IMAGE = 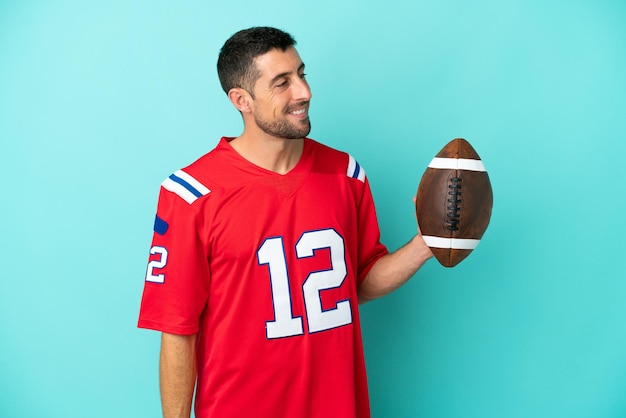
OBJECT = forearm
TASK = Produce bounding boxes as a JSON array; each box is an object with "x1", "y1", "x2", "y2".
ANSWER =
[
  {"x1": 358, "y1": 235, "x2": 432, "y2": 304},
  {"x1": 160, "y1": 332, "x2": 197, "y2": 418}
]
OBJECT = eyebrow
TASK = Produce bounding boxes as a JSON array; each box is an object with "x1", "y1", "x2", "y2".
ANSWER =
[{"x1": 269, "y1": 62, "x2": 306, "y2": 86}]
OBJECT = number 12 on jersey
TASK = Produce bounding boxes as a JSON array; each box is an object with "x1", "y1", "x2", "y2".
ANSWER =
[{"x1": 257, "y1": 229, "x2": 353, "y2": 339}]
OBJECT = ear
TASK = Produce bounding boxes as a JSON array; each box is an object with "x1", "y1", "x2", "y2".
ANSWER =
[{"x1": 228, "y1": 88, "x2": 253, "y2": 113}]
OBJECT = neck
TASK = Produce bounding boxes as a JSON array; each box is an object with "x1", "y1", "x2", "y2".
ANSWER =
[{"x1": 230, "y1": 131, "x2": 304, "y2": 175}]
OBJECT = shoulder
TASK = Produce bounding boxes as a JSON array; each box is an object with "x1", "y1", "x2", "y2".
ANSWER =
[
  {"x1": 157, "y1": 138, "x2": 230, "y2": 205},
  {"x1": 306, "y1": 138, "x2": 367, "y2": 183},
  {"x1": 160, "y1": 168, "x2": 212, "y2": 205}
]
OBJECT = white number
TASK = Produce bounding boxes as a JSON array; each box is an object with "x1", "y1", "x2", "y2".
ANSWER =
[
  {"x1": 298, "y1": 229, "x2": 352, "y2": 333},
  {"x1": 146, "y1": 246, "x2": 168, "y2": 283},
  {"x1": 258, "y1": 229, "x2": 352, "y2": 339},
  {"x1": 258, "y1": 237, "x2": 304, "y2": 338}
]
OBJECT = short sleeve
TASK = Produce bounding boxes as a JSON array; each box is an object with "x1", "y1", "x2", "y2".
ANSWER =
[
  {"x1": 137, "y1": 180, "x2": 211, "y2": 335},
  {"x1": 353, "y1": 168, "x2": 389, "y2": 284}
]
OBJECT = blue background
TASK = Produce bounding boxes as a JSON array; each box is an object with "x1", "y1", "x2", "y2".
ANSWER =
[{"x1": 1, "y1": 1, "x2": 625, "y2": 417}]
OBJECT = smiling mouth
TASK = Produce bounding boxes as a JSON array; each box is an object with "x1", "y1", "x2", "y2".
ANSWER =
[{"x1": 287, "y1": 102, "x2": 309, "y2": 117}]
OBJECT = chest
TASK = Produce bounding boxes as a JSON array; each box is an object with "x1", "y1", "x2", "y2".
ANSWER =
[
  {"x1": 199, "y1": 172, "x2": 361, "y2": 339},
  {"x1": 206, "y1": 173, "x2": 357, "y2": 261}
]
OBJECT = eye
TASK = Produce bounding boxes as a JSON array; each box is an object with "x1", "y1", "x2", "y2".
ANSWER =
[
  {"x1": 276, "y1": 79, "x2": 289, "y2": 88},
  {"x1": 299, "y1": 73, "x2": 307, "y2": 80}
]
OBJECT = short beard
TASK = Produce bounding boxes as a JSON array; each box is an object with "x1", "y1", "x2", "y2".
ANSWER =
[{"x1": 254, "y1": 109, "x2": 311, "y2": 140}]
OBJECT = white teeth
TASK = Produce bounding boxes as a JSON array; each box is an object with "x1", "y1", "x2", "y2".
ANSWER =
[{"x1": 290, "y1": 108, "x2": 306, "y2": 115}]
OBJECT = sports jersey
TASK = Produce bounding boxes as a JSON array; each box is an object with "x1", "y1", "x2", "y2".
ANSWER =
[{"x1": 138, "y1": 137, "x2": 388, "y2": 418}]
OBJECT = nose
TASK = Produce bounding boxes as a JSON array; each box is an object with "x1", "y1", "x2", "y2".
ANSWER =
[{"x1": 293, "y1": 77, "x2": 312, "y2": 102}]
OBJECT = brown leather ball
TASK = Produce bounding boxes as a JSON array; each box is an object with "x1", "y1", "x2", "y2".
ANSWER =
[{"x1": 415, "y1": 138, "x2": 493, "y2": 267}]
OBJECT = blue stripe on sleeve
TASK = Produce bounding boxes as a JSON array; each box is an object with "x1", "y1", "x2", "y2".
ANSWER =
[
  {"x1": 154, "y1": 215, "x2": 169, "y2": 235},
  {"x1": 169, "y1": 173, "x2": 203, "y2": 198},
  {"x1": 352, "y1": 161, "x2": 361, "y2": 179}
]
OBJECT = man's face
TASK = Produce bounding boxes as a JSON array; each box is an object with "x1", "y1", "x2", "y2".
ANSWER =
[{"x1": 249, "y1": 47, "x2": 312, "y2": 140}]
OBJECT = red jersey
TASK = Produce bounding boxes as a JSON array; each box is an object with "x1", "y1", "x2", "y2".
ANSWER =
[{"x1": 138, "y1": 137, "x2": 388, "y2": 418}]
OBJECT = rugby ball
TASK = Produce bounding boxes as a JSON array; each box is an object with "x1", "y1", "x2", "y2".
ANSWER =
[{"x1": 415, "y1": 138, "x2": 493, "y2": 267}]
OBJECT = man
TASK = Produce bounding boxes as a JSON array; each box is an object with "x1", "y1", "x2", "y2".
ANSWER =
[{"x1": 138, "y1": 26, "x2": 432, "y2": 418}]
